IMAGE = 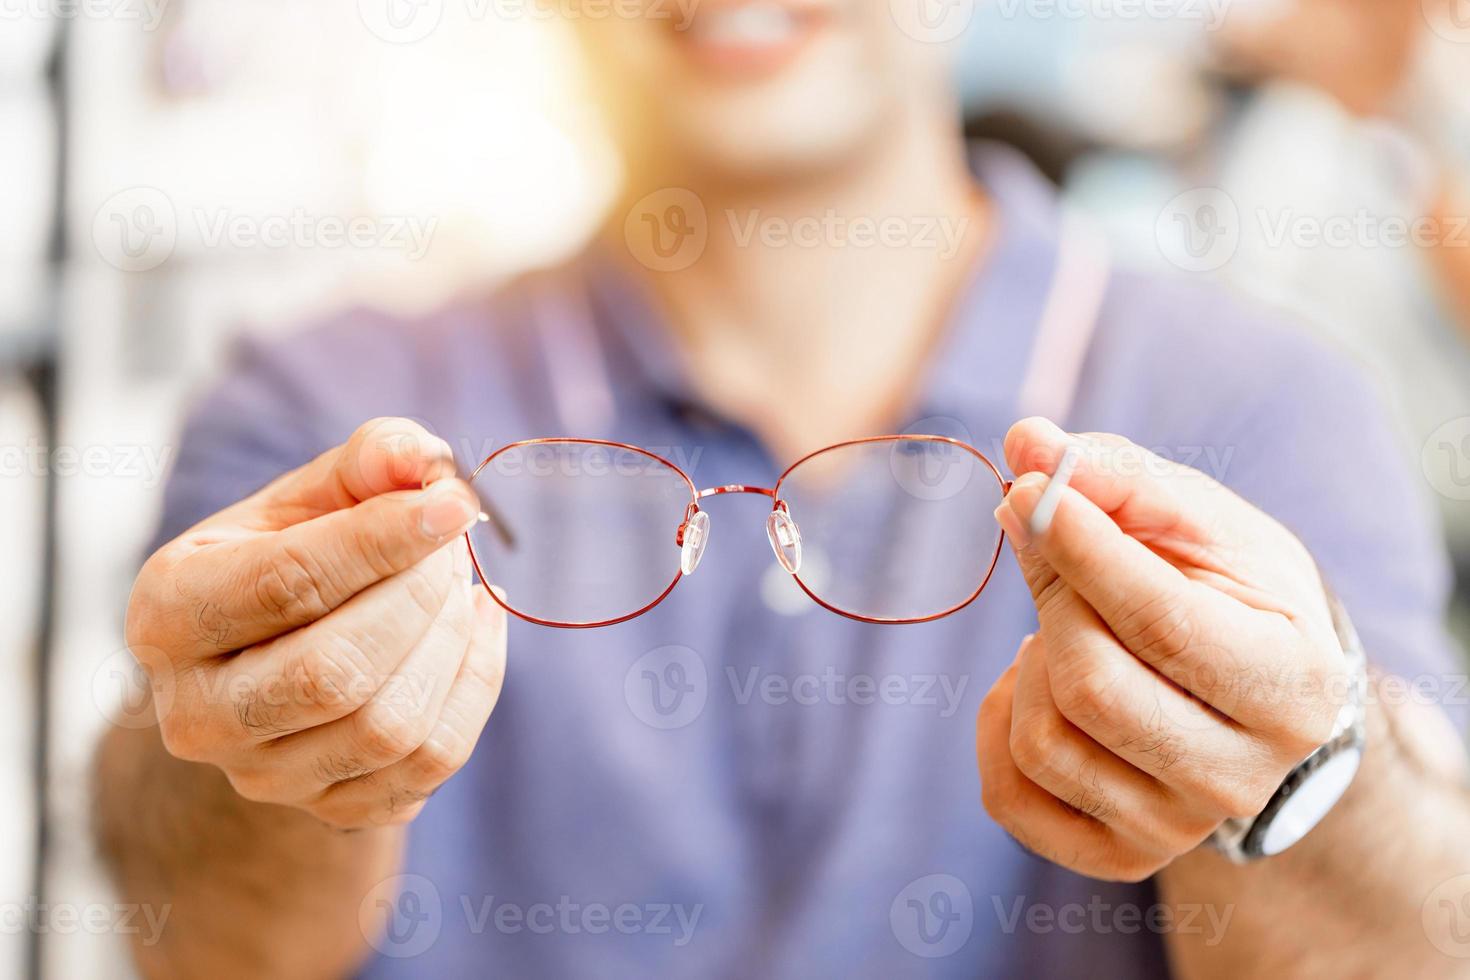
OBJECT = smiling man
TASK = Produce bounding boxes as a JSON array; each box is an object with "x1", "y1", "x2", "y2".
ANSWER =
[{"x1": 94, "y1": 0, "x2": 1470, "y2": 977}]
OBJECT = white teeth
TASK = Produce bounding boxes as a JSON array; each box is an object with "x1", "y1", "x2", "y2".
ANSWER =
[{"x1": 691, "y1": 3, "x2": 798, "y2": 45}]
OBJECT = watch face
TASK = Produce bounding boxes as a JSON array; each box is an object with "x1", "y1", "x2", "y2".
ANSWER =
[{"x1": 1258, "y1": 747, "x2": 1364, "y2": 857}]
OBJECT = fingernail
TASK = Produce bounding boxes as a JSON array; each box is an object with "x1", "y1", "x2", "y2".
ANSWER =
[
  {"x1": 421, "y1": 484, "x2": 477, "y2": 539},
  {"x1": 994, "y1": 500, "x2": 1031, "y2": 550}
]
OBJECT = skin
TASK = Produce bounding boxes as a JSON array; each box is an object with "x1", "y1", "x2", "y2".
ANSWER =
[
  {"x1": 97, "y1": 419, "x2": 505, "y2": 977},
  {"x1": 96, "y1": 0, "x2": 1470, "y2": 975}
]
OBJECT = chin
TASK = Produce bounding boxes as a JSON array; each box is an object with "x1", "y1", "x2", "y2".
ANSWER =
[
  {"x1": 578, "y1": 0, "x2": 938, "y2": 187},
  {"x1": 663, "y1": 70, "x2": 892, "y2": 183}
]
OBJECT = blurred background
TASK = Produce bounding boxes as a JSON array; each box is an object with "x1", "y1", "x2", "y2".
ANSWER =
[{"x1": 3, "y1": 0, "x2": 1468, "y2": 975}]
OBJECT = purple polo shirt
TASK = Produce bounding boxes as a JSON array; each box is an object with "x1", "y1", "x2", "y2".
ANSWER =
[{"x1": 152, "y1": 147, "x2": 1462, "y2": 978}]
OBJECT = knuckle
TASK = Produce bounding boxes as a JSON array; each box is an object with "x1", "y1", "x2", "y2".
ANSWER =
[
  {"x1": 412, "y1": 730, "x2": 473, "y2": 783},
  {"x1": 253, "y1": 547, "x2": 336, "y2": 626},
  {"x1": 380, "y1": 796, "x2": 429, "y2": 826},
  {"x1": 223, "y1": 767, "x2": 281, "y2": 805},
  {"x1": 311, "y1": 752, "x2": 377, "y2": 785},
  {"x1": 233, "y1": 679, "x2": 294, "y2": 739},
  {"x1": 157, "y1": 715, "x2": 212, "y2": 762},
  {"x1": 293, "y1": 640, "x2": 373, "y2": 715},
  {"x1": 1107, "y1": 852, "x2": 1167, "y2": 884},
  {"x1": 1052, "y1": 660, "x2": 1126, "y2": 732},
  {"x1": 400, "y1": 559, "x2": 451, "y2": 622},
  {"x1": 1063, "y1": 784, "x2": 1119, "y2": 825},
  {"x1": 1199, "y1": 771, "x2": 1274, "y2": 821},
  {"x1": 1008, "y1": 720, "x2": 1063, "y2": 781},
  {"x1": 354, "y1": 699, "x2": 433, "y2": 764},
  {"x1": 1120, "y1": 593, "x2": 1196, "y2": 664}
]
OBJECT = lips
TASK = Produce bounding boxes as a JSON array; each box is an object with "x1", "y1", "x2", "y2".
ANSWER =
[{"x1": 674, "y1": 1, "x2": 830, "y2": 77}]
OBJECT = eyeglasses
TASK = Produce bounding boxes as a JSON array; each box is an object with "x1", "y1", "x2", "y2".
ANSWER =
[{"x1": 464, "y1": 435, "x2": 1015, "y2": 628}]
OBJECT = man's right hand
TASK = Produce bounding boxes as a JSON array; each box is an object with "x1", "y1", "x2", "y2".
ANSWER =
[{"x1": 124, "y1": 417, "x2": 507, "y2": 830}]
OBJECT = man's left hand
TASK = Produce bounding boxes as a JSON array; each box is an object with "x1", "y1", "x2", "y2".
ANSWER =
[{"x1": 977, "y1": 418, "x2": 1350, "y2": 881}]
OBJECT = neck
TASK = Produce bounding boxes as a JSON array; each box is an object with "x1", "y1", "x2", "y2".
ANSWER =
[{"x1": 612, "y1": 102, "x2": 992, "y2": 460}]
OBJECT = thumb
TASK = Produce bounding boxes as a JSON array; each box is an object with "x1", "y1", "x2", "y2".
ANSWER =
[
  {"x1": 1001, "y1": 417, "x2": 1229, "y2": 545},
  {"x1": 235, "y1": 417, "x2": 459, "y2": 530}
]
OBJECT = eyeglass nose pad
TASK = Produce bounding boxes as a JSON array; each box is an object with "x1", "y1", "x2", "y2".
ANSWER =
[
  {"x1": 677, "y1": 509, "x2": 711, "y2": 575},
  {"x1": 766, "y1": 503, "x2": 802, "y2": 575}
]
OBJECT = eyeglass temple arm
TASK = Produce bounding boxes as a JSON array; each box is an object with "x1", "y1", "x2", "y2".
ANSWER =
[{"x1": 477, "y1": 502, "x2": 517, "y2": 550}]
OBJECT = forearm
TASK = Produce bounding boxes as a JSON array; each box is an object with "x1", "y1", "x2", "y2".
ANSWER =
[
  {"x1": 93, "y1": 722, "x2": 405, "y2": 979},
  {"x1": 1158, "y1": 679, "x2": 1470, "y2": 978}
]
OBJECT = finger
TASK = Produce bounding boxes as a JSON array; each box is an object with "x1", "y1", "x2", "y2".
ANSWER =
[
  {"x1": 1008, "y1": 633, "x2": 1218, "y2": 855},
  {"x1": 999, "y1": 474, "x2": 1322, "y2": 728},
  {"x1": 167, "y1": 477, "x2": 479, "y2": 653},
  {"x1": 211, "y1": 543, "x2": 463, "y2": 741},
  {"x1": 234, "y1": 556, "x2": 479, "y2": 802},
  {"x1": 230, "y1": 417, "x2": 460, "y2": 530},
  {"x1": 1034, "y1": 595, "x2": 1282, "y2": 819},
  {"x1": 978, "y1": 658, "x2": 1166, "y2": 883},
  {"x1": 313, "y1": 587, "x2": 508, "y2": 827},
  {"x1": 1001, "y1": 418, "x2": 1229, "y2": 549}
]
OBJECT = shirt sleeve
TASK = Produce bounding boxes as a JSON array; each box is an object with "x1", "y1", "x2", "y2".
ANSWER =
[
  {"x1": 147, "y1": 333, "x2": 340, "y2": 553},
  {"x1": 1208, "y1": 330, "x2": 1468, "y2": 732}
]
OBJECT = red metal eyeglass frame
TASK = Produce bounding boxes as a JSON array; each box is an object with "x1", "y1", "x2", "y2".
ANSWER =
[{"x1": 464, "y1": 434, "x2": 1013, "y2": 629}]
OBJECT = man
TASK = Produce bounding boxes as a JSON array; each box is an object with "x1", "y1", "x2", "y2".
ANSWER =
[{"x1": 96, "y1": 1, "x2": 1470, "y2": 977}]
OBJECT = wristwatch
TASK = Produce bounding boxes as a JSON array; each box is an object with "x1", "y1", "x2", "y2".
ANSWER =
[{"x1": 1209, "y1": 592, "x2": 1369, "y2": 863}]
